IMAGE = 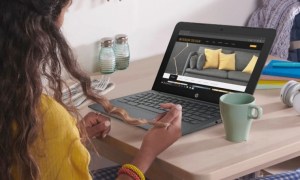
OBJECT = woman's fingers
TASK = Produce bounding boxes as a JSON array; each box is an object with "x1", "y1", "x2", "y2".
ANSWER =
[
  {"x1": 99, "y1": 122, "x2": 111, "y2": 138},
  {"x1": 158, "y1": 103, "x2": 182, "y2": 124},
  {"x1": 84, "y1": 112, "x2": 110, "y2": 126},
  {"x1": 86, "y1": 120, "x2": 111, "y2": 138},
  {"x1": 82, "y1": 112, "x2": 111, "y2": 138},
  {"x1": 82, "y1": 112, "x2": 94, "y2": 127},
  {"x1": 152, "y1": 112, "x2": 167, "y2": 122},
  {"x1": 160, "y1": 103, "x2": 178, "y2": 109},
  {"x1": 95, "y1": 113, "x2": 110, "y2": 124}
]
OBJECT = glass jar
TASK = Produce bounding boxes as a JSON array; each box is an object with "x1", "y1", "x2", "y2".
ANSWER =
[
  {"x1": 99, "y1": 37, "x2": 116, "y2": 74},
  {"x1": 113, "y1": 34, "x2": 130, "y2": 70}
]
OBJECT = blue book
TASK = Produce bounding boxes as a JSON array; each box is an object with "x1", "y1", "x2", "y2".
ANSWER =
[{"x1": 262, "y1": 60, "x2": 300, "y2": 78}]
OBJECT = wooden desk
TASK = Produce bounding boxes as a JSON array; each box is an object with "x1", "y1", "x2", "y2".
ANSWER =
[{"x1": 79, "y1": 55, "x2": 300, "y2": 180}]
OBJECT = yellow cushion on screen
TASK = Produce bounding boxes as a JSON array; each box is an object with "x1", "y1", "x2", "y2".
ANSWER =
[
  {"x1": 242, "y1": 55, "x2": 258, "y2": 74},
  {"x1": 218, "y1": 52, "x2": 235, "y2": 70},
  {"x1": 203, "y1": 49, "x2": 221, "y2": 69}
]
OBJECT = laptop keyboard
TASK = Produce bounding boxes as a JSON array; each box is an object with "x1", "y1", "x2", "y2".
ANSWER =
[{"x1": 117, "y1": 92, "x2": 220, "y2": 124}]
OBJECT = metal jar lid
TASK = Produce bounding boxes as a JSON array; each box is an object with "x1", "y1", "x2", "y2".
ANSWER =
[
  {"x1": 100, "y1": 37, "x2": 114, "y2": 47},
  {"x1": 115, "y1": 34, "x2": 128, "y2": 44}
]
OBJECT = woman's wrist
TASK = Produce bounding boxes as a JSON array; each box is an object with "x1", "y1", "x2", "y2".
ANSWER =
[
  {"x1": 117, "y1": 148, "x2": 155, "y2": 180},
  {"x1": 131, "y1": 148, "x2": 156, "y2": 173},
  {"x1": 117, "y1": 174, "x2": 137, "y2": 180},
  {"x1": 117, "y1": 161, "x2": 148, "y2": 180}
]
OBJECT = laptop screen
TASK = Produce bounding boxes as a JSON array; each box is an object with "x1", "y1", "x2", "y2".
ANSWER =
[
  {"x1": 152, "y1": 22, "x2": 269, "y2": 103},
  {"x1": 153, "y1": 25, "x2": 271, "y2": 103}
]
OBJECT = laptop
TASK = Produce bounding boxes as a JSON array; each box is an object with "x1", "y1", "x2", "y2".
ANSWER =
[{"x1": 89, "y1": 22, "x2": 276, "y2": 135}]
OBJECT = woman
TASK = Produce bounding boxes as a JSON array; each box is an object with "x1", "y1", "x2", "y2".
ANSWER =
[{"x1": 0, "y1": 0, "x2": 182, "y2": 180}]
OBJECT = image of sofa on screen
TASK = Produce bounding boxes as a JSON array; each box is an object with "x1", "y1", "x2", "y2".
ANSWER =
[{"x1": 182, "y1": 46, "x2": 259, "y2": 86}]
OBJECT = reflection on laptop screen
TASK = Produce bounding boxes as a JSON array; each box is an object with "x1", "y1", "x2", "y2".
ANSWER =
[{"x1": 162, "y1": 30, "x2": 265, "y2": 94}]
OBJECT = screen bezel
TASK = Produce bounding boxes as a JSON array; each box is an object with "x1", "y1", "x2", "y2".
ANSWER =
[{"x1": 152, "y1": 22, "x2": 276, "y2": 104}]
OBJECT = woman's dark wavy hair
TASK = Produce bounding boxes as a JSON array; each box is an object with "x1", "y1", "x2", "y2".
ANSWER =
[{"x1": 0, "y1": 0, "x2": 157, "y2": 179}]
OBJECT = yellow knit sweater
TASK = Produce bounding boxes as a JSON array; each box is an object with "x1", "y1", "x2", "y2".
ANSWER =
[{"x1": 13, "y1": 95, "x2": 92, "y2": 180}]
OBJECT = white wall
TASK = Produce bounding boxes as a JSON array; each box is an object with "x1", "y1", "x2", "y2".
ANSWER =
[{"x1": 62, "y1": 0, "x2": 258, "y2": 73}]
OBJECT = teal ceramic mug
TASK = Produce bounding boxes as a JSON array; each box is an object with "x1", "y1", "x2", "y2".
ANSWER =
[{"x1": 219, "y1": 93, "x2": 263, "y2": 142}]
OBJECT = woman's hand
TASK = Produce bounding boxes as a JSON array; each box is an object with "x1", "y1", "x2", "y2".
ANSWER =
[
  {"x1": 131, "y1": 103, "x2": 182, "y2": 172},
  {"x1": 78, "y1": 112, "x2": 111, "y2": 138}
]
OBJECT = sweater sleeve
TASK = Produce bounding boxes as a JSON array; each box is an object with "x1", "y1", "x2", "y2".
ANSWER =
[{"x1": 29, "y1": 95, "x2": 92, "y2": 180}]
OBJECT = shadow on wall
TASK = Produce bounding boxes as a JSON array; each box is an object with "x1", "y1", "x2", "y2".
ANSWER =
[
  {"x1": 245, "y1": 0, "x2": 261, "y2": 26},
  {"x1": 72, "y1": 0, "x2": 106, "y2": 10},
  {"x1": 72, "y1": 41, "x2": 101, "y2": 73},
  {"x1": 71, "y1": 0, "x2": 124, "y2": 11},
  {"x1": 182, "y1": 0, "x2": 260, "y2": 26}
]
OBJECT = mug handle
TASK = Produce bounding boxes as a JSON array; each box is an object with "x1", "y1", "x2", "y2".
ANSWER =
[{"x1": 248, "y1": 105, "x2": 263, "y2": 119}]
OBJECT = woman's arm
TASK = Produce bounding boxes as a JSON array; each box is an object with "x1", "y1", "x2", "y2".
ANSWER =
[{"x1": 117, "y1": 103, "x2": 182, "y2": 179}]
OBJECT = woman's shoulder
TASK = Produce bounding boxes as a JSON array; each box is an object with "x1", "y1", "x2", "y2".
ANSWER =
[
  {"x1": 40, "y1": 94, "x2": 64, "y2": 111},
  {"x1": 39, "y1": 94, "x2": 78, "y2": 135}
]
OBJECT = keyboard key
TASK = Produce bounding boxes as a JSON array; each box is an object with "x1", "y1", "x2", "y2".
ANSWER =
[
  {"x1": 184, "y1": 113, "x2": 192, "y2": 117},
  {"x1": 128, "y1": 102, "x2": 138, "y2": 106},
  {"x1": 190, "y1": 115, "x2": 208, "y2": 121},
  {"x1": 118, "y1": 99, "x2": 128, "y2": 103},
  {"x1": 137, "y1": 104, "x2": 165, "y2": 113},
  {"x1": 183, "y1": 117, "x2": 193, "y2": 122},
  {"x1": 190, "y1": 120, "x2": 202, "y2": 124}
]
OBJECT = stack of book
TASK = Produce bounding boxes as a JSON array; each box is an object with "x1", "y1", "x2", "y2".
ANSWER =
[{"x1": 257, "y1": 60, "x2": 300, "y2": 89}]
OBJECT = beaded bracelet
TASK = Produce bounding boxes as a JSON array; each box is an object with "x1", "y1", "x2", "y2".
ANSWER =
[
  {"x1": 122, "y1": 164, "x2": 145, "y2": 180},
  {"x1": 118, "y1": 167, "x2": 140, "y2": 180}
]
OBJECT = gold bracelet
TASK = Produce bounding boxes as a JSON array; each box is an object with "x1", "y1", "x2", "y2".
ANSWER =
[{"x1": 122, "y1": 164, "x2": 145, "y2": 180}]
